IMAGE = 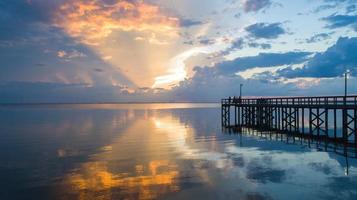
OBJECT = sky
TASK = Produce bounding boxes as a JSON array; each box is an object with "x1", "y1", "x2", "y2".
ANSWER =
[{"x1": 0, "y1": 0, "x2": 357, "y2": 103}]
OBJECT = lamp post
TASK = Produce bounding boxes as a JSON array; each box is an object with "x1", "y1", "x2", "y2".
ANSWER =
[
  {"x1": 342, "y1": 69, "x2": 350, "y2": 143},
  {"x1": 239, "y1": 84, "x2": 243, "y2": 98},
  {"x1": 345, "y1": 69, "x2": 350, "y2": 97}
]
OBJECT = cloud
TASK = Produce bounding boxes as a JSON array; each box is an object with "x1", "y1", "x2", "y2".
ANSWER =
[
  {"x1": 49, "y1": 0, "x2": 191, "y2": 87},
  {"x1": 2, "y1": 0, "x2": 357, "y2": 103},
  {"x1": 0, "y1": 33, "x2": 135, "y2": 88},
  {"x1": 309, "y1": 0, "x2": 357, "y2": 14},
  {"x1": 0, "y1": 0, "x2": 137, "y2": 90},
  {"x1": 323, "y1": 14, "x2": 357, "y2": 31},
  {"x1": 248, "y1": 42, "x2": 271, "y2": 49},
  {"x1": 218, "y1": 38, "x2": 245, "y2": 56},
  {"x1": 0, "y1": 82, "x2": 128, "y2": 103},
  {"x1": 0, "y1": 1, "x2": 63, "y2": 45},
  {"x1": 243, "y1": 0, "x2": 272, "y2": 13},
  {"x1": 53, "y1": 0, "x2": 180, "y2": 45},
  {"x1": 278, "y1": 37, "x2": 357, "y2": 78},
  {"x1": 230, "y1": 38, "x2": 245, "y2": 49},
  {"x1": 216, "y1": 51, "x2": 312, "y2": 75},
  {"x1": 313, "y1": 4, "x2": 338, "y2": 13},
  {"x1": 168, "y1": 67, "x2": 301, "y2": 102},
  {"x1": 57, "y1": 50, "x2": 66, "y2": 58},
  {"x1": 199, "y1": 38, "x2": 216, "y2": 45},
  {"x1": 57, "y1": 50, "x2": 87, "y2": 59},
  {"x1": 94, "y1": 68, "x2": 104, "y2": 72},
  {"x1": 305, "y1": 33, "x2": 332, "y2": 43},
  {"x1": 3, "y1": 75, "x2": 357, "y2": 103},
  {"x1": 153, "y1": 47, "x2": 213, "y2": 88},
  {"x1": 158, "y1": 50, "x2": 312, "y2": 101},
  {"x1": 166, "y1": 52, "x2": 357, "y2": 102},
  {"x1": 102, "y1": 55, "x2": 112, "y2": 60},
  {"x1": 218, "y1": 38, "x2": 272, "y2": 56},
  {"x1": 179, "y1": 18, "x2": 204, "y2": 27},
  {"x1": 0, "y1": 81, "x2": 178, "y2": 103},
  {"x1": 346, "y1": 4, "x2": 357, "y2": 13},
  {"x1": 245, "y1": 23, "x2": 286, "y2": 39}
]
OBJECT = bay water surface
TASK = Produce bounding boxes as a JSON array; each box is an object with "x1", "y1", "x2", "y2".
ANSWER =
[{"x1": 0, "y1": 103, "x2": 357, "y2": 200}]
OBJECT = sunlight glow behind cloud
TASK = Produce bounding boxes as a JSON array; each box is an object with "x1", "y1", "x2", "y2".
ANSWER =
[
  {"x1": 152, "y1": 45, "x2": 226, "y2": 88},
  {"x1": 54, "y1": 0, "x2": 179, "y2": 45},
  {"x1": 52, "y1": 0, "x2": 184, "y2": 87},
  {"x1": 153, "y1": 47, "x2": 208, "y2": 88}
]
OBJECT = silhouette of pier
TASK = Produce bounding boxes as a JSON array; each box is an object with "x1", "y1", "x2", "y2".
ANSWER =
[{"x1": 221, "y1": 95, "x2": 357, "y2": 145}]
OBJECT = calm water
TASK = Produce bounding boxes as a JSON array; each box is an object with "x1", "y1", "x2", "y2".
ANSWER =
[{"x1": 1, "y1": 103, "x2": 357, "y2": 200}]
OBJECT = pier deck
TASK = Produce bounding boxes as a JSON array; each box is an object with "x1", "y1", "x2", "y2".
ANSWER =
[{"x1": 221, "y1": 95, "x2": 357, "y2": 145}]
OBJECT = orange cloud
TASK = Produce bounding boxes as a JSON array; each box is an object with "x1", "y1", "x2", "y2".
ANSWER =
[{"x1": 53, "y1": 0, "x2": 179, "y2": 45}]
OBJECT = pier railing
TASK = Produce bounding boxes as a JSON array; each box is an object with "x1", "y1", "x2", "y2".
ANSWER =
[
  {"x1": 222, "y1": 95, "x2": 357, "y2": 108},
  {"x1": 221, "y1": 95, "x2": 357, "y2": 145}
]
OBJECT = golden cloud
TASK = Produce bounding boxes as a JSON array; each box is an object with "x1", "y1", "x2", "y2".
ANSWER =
[{"x1": 54, "y1": 0, "x2": 180, "y2": 45}]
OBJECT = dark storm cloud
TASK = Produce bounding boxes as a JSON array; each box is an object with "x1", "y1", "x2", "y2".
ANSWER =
[
  {"x1": 243, "y1": 0, "x2": 272, "y2": 13},
  {"x1": 245, "y1": 23, "x2": 286, "y2": 39},
  {"x1": 278, "y1": 37, "x2": 357, "y2": 78},
  {"x1": 323, "y1": 14, "x2": 357, "y2": 31}
]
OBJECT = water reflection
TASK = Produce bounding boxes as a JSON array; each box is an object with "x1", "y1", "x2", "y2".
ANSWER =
[
  {"x1": 65, "y1": 160, "x2": 179, "y2": 200},
  {"x1": 0, "y1": 104, "x2": 357, "y2": 200},
  {"x1": 60, "y1": 114, "x2": 183, "y2": 200}
]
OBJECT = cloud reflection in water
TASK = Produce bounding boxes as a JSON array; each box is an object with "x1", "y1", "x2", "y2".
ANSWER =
[{"x1": 1, "y1": 105, "x2": 357, "y2": 200}]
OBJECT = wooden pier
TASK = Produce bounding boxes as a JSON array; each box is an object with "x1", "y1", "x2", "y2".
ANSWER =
[{"x1": 221, "y1": 95, "x2": 357, "y2": 145}]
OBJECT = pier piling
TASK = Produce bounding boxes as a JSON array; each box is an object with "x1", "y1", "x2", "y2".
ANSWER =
[{"x1": 222, "y1": 95, "x2": 357, "y2": 145}]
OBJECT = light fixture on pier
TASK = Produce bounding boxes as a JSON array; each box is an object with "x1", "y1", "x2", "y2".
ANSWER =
[{"x1": 344, "y1": 69, "x2": 350, "y2": 97}]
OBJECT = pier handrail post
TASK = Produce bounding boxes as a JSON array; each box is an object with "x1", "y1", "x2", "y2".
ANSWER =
[
  {"x1": 343, "y1": 96, "x2": 348, "y2": 143},
  {"x1": 342, "y1": 70, "x2": 348, "y2": 143}
]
